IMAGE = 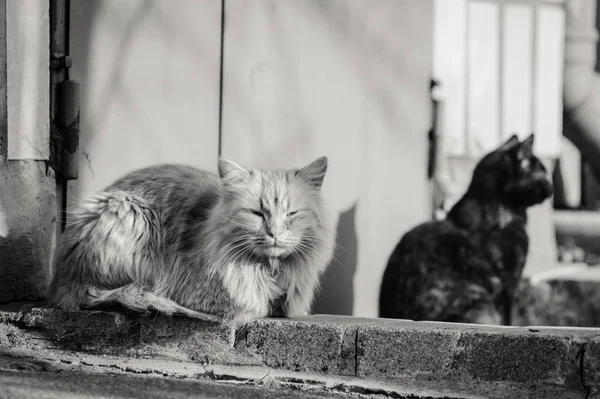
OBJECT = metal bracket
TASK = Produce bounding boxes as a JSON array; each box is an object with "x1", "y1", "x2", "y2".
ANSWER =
[
  {"x1": 428, "y1": 79, "x2": 440, "y2": 180},
  {"x1": 50, "y1": 52, "x2": 72, "y2": 71},
  {"x1": 56, "y1": 80, "x2": 80, "y2": 181}
]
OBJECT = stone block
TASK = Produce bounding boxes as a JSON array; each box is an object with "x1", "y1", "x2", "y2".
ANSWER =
[
  {"x1": 356, "y1": 321, "x2": 461, "y2": 379},
  {"x1": 452, "y1": 330, "x2": 581, "y2": 388},
  {"x1": 244, "y1": 317, "x2": 361, "y2": 376}
]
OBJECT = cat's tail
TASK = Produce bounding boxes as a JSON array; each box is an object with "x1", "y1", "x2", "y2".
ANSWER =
[
  {"x1": 84, "y1": 284, "x2": 221, "y2": 323},
  {"x1": 49, "y1": 189, "x2": 220, "y2": 323},
  {"x1": 47, "y1": 189, "x2": 160, "y2": 300}
]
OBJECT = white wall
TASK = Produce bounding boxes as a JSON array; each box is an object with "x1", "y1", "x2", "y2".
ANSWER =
[
  {"x1": 6, "y1": 0, "x2": 50, "y2": 160},
  {"x1": 222, "y1": 0, "x2": 433, "y2": 317},
  {"x1": 433, "y1": 0, "x2": 565, "y2": 158},
  {"x1": 68, "y1": 0, "x2": 434, "y2": 317},
  {"x1": 68, "y1": 0, "x2": 222, "y2": 205}
]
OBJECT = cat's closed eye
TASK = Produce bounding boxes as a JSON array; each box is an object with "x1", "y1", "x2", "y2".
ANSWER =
[
  {"x1": 287, "y1": 211, "x2": 298, "y2": 217},
  {"x1": 249, "y1": 209, "x2": 264, "y2": 218}
]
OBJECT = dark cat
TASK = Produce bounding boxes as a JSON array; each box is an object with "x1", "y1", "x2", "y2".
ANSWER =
[{"x1": 379, "y1": 134, "x2": 553, "y2": 325}]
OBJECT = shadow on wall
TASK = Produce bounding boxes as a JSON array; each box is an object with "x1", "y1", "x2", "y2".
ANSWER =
[{"x1": 313, "y1": 203, "x2": 358, "y2": 316}]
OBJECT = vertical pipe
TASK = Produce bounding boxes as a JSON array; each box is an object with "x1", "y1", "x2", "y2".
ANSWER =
[
  {"x1": 531, "y1": 4, "x2": 538, "y2": 135},
  {"x1": 217, "y1": 0, "x2": 225, "y2": 158},
  {"x1": 563, "y1": 0, "x2": 600, "y2": 179},
  {"x1": 464, "y1": 1, "x2": 471, "y2": 156},
  {"x1": 498, "y1": 1, "x2": 504, "y2": 142},
  {"x1": 50, "y1": 0, "x2": 68, "y2": 232}
]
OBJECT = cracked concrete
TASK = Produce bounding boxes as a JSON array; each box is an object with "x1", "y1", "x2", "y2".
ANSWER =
[{"x1": 1, "y1": 305, "x2": 599, "y2": 398}]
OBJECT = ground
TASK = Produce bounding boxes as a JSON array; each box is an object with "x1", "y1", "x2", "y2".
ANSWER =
[{"x1": 0, "y1": 369, "x2": 347, "y2": 399}]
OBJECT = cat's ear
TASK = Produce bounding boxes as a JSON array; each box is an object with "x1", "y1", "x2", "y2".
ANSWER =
[
  {"x1": 218, "y1": 158, "x2": 250, "y2": 185},
  {"x1": 517, "y1": 133, "x2": 535, "y2": 159},
  {"x1": 296, "y1": 156, "x2": 328, "y2": 189},
  {"x1": 498, "y1": 134, "x2": 520, "y2": 151}
]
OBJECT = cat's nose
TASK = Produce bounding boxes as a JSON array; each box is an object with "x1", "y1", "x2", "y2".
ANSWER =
[
  {"x1": 266, "y1": 228, "x2": 283, "y2": 240},
  {"x1": 266, "y1": 219, "x2": 285, "y2": 237},
  {"x1": 265, "y1": 230, "x2": 283, "y2": 246}
]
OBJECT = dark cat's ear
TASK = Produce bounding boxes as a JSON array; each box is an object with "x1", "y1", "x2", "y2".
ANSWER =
[
  {"x1": 521, "y1": 133, "x2": 535, "y2": 150},
  {"x1": 218, "y1": 158, "x2": 250, "y2": 184},
  {"x1": 296, "y1": 156, "x2": 328, "y2": 189},
  {"x1": 498, "y1": 134, "x2": 520, "y2": 151},
  {"x1": 517, "y1": 134, "x2": 535, "y2": 159}
]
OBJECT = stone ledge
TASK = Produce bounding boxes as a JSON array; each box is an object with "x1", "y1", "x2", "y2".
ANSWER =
[{"x1": 1, "y1": 305, "x2": 600, "y2": 398}]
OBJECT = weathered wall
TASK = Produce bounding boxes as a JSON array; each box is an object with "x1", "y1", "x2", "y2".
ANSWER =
[
  {"x1": 0, "y1": 0, "x2": 58, "y2": 302},
  {"x1": 6, "y1": 0, "x2": 50, "y2": 161},
  {"x1": 0, "y1": 163, "x2": 58, "y2": 302},
  {"x1": 67, "y1": 0, "x2": 222, "y2": 204}
]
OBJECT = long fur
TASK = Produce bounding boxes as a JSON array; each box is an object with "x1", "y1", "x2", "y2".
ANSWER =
[
  {"x1": 47, "y1": 158, "x2": 335, "y2": 328},
  {"x1": 379, "y1": 134, "x2": 553, "y2": 325}
]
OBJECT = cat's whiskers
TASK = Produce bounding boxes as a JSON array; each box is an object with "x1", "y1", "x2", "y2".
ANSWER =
[
  {"x1": 209, "y1": 236, "x2": 253, "y2": 265},
  {"x1": 288, "y1": 243, "x2": 307, "y2": 263},
  {"x1": 229, "y1": 244, "x2": 256, "y2": 267},
  {"x1": 302, "y1": 236, "x2": 347, "y2": 253},
  {"x1": 293, "y1": 241, "x2": 320, "y2": 260},
  {"x1": 210, "y1": 232, "x2": 266, "y2": 270},
  {"x1": 204, "y1": 235, "x2": 254, "y2": 275},
  {"x1": 296, "y1": 239, "x2": 343, "y2": 267}
]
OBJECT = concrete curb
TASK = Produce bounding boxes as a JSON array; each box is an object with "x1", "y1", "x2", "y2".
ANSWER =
[{"x1": 1, "y1": 306, "x2": 599, "y2": 398}]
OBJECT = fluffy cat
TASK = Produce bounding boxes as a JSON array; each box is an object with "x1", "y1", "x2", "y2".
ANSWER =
[
  {"x1": 47, "y1": 157, "x2": 335, "y2": 328},
  {"x1": 379, "y1": 134, "x2": 553, "y2": 325}
]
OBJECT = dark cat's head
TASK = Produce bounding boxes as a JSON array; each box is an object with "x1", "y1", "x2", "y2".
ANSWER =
[{"x1": 467, "y1": 133, "x2": 553, "y2": 208}]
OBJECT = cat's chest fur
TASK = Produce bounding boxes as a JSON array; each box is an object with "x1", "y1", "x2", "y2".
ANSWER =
[
  {"x1": 497, "y1": 206, "x2": 514, "y2": 228},
  {"x1": 219, "y1": 258, "x2": 287, "y2": 321}
]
